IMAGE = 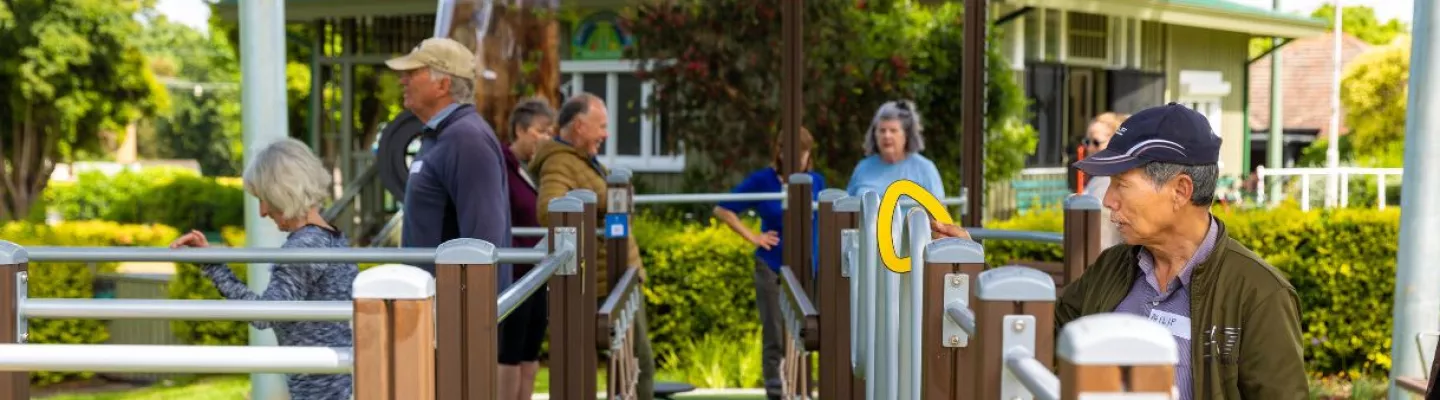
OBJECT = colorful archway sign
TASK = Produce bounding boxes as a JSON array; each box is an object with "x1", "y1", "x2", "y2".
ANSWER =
[{"x1": 876, "y1": 179, "x2": 954, "y2": 273}]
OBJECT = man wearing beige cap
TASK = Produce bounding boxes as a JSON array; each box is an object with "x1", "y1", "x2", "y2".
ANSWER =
[{"x1": 387, "y1": 37, "x2": 515, "y2": 291}]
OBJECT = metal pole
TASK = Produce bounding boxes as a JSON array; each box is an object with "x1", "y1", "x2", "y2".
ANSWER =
[
  {"x1": 239, "y1": 0, "x2": 291, "y2": 397},
  {"x1": 781, "y1": 0, "x2": 803, "y2": 178},
  {"x1": 1267, "y1": 0, "x2": 1285, "y2": 202},
  {"x1": 1389, "y1": 0, "x2": 1440, "y2": 396},
  {"x1": 961, "y1": 0, "x2": 989, "y2": 226},
  {"x1": 1325, "y1": 0, "x2": 1343, "y2": 207}
]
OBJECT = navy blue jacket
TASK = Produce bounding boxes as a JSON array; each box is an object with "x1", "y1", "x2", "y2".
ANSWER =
[{"x1": 401, "y1": 104, "x2": 513, "y2": 289}]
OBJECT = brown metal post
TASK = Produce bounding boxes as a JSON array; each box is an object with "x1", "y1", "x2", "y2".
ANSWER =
[
  {"x1": 1062, "y1": 194, "x2": 1103, "y2": 288},
  {"x1": 566, "y1": 189, "x2": 601, "y2": 400},
  {"x1": 0, "y1": 241, "x2": 28, "y2": 400},
  {"x1": 961, "y1": 0, "x2": 989, "y2": 228},
  {"x1": 1057, "y1": 314, "x2": 1178, "y2": 399},
  {"x1": 920, "y1": 238, "x2": 986, "y2": 399},
  {"x1": 816, "y1": 189, "x2": 849, "y2": 399},
  {"x1": 971, "y1": 265, "x2": 1058, "y2": 400},
  {"x1": 548, "y1": 196, "x2": 593, "y2": 400},
  {"x1": 353, "y1": 264, "x2": 438, "y2": 400},
  {"x1": 785, "y1": 174, "x2": 815, "y2": 295},
  {"x1": 435, "y1": 238, "x2": 499, "y2": 400}
]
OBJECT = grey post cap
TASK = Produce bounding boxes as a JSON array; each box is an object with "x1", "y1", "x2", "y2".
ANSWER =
[
  {"x1": 547, "y1": 196, "x2": 586, "y2": 213},
  {"x1": 817, "y1": 188, "x2": 847, "y2": 203},
  {"x1": 834, "y1": 196, "x2": 861, "y2": 212},
  {"x1": 0, "y1": 240, "x2": 27, "y2": 264},
  {"x1": 976, "y1": 265, "x2": 1057, "y2": 302},
  {"x1": 435, "y1": 238, "x2": 498, "y2": 264},
  {"x1": 1058, "y1": 313, "x2": 1178, "y2": 365},
  {"x1": 606, "y1": 168, "x2": 633, "y2": 184},
  {"x1": 565, "y1": 189, "x2": 598, "y2": 204},
  {"x1": 787, "y1": 173, "x2": 813, "y2": 185},
  {"x1": 1064, "y1": 194, "x2": 1102, "y2": 210},
  {"x1": 924, "y1": 238, "x2": 984, "y2": 264}
]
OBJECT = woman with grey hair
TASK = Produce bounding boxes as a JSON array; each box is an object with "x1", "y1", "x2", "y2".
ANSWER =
[
  {"x1": 169, "y1": 138, "x2": 356, "y2": 400},
  {"x1": 846, "y1": 100, "x2": 946, "y2": 198}
]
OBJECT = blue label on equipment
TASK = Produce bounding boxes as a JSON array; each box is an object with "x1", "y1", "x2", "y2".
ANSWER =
[{"x1": 605, "y1": 214, "x2": 629, "y2": 238}]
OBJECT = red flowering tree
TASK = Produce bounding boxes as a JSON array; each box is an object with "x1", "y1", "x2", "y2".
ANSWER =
[{"x1": 621, "y1": 0, "x2": 1037, "y2": 192}]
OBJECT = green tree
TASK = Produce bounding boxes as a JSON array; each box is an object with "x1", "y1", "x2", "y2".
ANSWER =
[
  {"x1": 1250, "y1": 5, "x2": 1409, "y2": 57},
  {"x1": 622, "y1": 0, "x2": 1036, "y2": 192},
  {"x1": 0, "y1": 0, "x2": 168, "y2": 221},
  {"x1": 1339, "y1": 35, "x2": 1409, "y2": 167},
  {"x1": 134, "y1": 14, "x2": 244, "y2": 176}
]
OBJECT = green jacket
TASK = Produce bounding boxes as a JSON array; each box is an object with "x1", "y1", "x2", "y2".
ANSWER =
[{"x1": 1055, "y1": 218, "x2": 1306, "y2": 399}]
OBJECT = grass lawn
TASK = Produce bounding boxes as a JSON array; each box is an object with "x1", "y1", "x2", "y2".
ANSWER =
[{"x1": 35, "y1": 369, "x2": 765, "y2": 400}]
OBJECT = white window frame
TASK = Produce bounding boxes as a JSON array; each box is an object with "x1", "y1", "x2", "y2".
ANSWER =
[{"x1": 561, "y1": 60, "x2": 685, "y2": 173}]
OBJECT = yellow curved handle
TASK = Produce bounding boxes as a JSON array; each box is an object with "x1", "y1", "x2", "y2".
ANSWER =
[{"x1": 876, "y1": 180, "x2": 954, "y2": 273}]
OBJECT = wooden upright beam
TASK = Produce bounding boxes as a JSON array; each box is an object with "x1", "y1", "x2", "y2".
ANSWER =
[{"x1": 961, "y1": 0, "x2": 989, "y2": 227}]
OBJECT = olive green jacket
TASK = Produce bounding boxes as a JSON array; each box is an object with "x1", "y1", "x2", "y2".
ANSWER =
[{"x1": 1055, "y1": 218, "x2": 1306, "y2": 399}]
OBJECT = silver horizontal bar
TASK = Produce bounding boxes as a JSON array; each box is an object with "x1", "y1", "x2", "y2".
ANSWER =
[
  {"x1": 966, "y1": 228, "x2": 1064, "y2": 244},
  {"x1": 944, "y1": 304, "x2": 976, "y2": 337},
  {"x1": 1005, "y1": 347, "x2": 1060, "y2": 400},
  {"x1": 26, "y1": 246, "x2": 547, "y2": 265},
  {"x1": 512, "y1": 227, "x2": 604, "y2": 237},
  {"x1": 633, "y1": 192, "x2": 786, "y2": 204},
  {"x1": 498, "y1": 247, "x2": 572, "y2": 322},
  {"x1": 22, "y1": 299, "x2": 352, "y2": 321},
  {"x1": 0, "y1": 344, "x2": 352, "y2": 374}
]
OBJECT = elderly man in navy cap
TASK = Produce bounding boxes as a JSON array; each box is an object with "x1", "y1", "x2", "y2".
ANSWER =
[{"x1": 932, "y1": 103, "x2": 1305, "y2": 399}]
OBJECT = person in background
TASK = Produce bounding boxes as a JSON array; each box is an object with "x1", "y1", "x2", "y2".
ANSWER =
[
  {"x1": 497, "y1": 97, "x2": 555, "y2": 400},
  {"x1": 1081, "y1": 112, "x2": 1129, "y2": 249},
  {"x1": 386, "y1": 37, "x2": 514, "y2": 288},
  {"x1": 169, "y1": 138, "x2": 356, "y2": 400},
  {"x1": 713, "y1": 127, "x2": 826, "y2": 400},
  {"x1": 932, "y1": 103, "x2": 1307, "y2": 399},
  {"x1": 531, "y1": 93, "x2": 655, "y2": 400},
  {"x1": 846, "y1": 100, "x2": 944, "y2": 198}
]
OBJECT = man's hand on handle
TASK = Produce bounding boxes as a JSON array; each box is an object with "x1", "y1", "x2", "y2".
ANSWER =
[{"x1": 930, "y1": 220, "x2": 971, "y2": 241}]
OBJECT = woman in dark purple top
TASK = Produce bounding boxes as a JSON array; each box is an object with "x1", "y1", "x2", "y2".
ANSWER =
[{"x1": 497, "y1": 98, "x2": 554, "y2": 400}]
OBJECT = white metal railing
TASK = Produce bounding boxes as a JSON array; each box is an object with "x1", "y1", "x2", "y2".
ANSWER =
[
  {"x1": 23, "y1": 299, "x2": 352, "y2": 321},
  {"x1": 0, "y1": 344, "x2": 353, "y2": 374},
  {"x1": 1255, "y1": 166, "x2": 1404, "y2": 210}
]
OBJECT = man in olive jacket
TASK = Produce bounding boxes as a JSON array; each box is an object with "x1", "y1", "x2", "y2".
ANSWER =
[{"x1": 936, "y1": 103, "x2": 1307, "y2": 399}]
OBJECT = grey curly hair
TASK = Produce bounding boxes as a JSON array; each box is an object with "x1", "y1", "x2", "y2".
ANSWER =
[{"x1": 862, "y1": 100, "x2": 925, "y2": 156}]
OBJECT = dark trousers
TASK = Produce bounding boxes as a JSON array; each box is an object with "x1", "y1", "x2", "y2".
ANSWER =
[{"x1": 754, "y1": 256, "x2": 784, "y2": 398}]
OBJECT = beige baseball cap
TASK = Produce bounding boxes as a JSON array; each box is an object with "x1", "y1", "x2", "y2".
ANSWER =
[{"x1": 385, "y1": 37, "x2": 476, "y2": 81}]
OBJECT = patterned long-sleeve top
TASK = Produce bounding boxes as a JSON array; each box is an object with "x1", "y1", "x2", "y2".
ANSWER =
[{"x1": 202, "y1": 225, "x2": 358, "y2": 400}]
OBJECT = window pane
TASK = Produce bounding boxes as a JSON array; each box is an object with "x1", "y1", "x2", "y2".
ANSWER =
[
  {"x1": 579, "y1": 73, "x2": 607, "y2": 97},
  {"x1": 655, "y1": 104, "x2": 678, "y2": 156},
  {"x1": 616, "y1": 73, "x2": 643, "y2": 156}
]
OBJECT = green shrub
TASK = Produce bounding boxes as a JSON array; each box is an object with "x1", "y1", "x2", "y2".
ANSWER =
[
  {"x1": 634, "y1": 212, "x2": 762, "y2": 364},
  {"x1": 45, "y1": 168, "x2": 244, "y2": 232},
  {"x1": 659, "y1": 330, "x2": 764, "y2": 388},
  {"x1": 168, "y1": 229, "x2": 250, "y2": 346},
  {"x1": 976, "y1": 205, "x2": 1402, "y2": 378},
  {"x1": 1, "y1": 221, "x2": 177, "y2": 385}
]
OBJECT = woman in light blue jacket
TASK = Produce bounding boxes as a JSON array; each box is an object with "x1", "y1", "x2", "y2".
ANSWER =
[{"x1": 846, "y1": 100, "x2": 945, "y2": 199}]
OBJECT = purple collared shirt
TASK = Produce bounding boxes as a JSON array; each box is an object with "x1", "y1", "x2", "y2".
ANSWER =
[{"x1": 1113, "y1": 217, "x2": 1219, "y2": 400}]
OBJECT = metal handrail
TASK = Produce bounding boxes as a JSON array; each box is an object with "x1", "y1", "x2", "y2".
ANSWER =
[
  {"x1": 497, "y1": 246, "x2": 573, "y2": 322},
  {"x1": 966, "y1": 228, "x2": 1064, "y2": 244},
  {"x1": 0, "y1": 344, "x2": 352, "y2": 374},
  {"x1": 21, "y1": 299, "x2": 352, "y2": 321},
  {"x1": 25, "y1": 246, "x2": 547, "y2": 265},
  {"x1": 1004, "y1": 347, "x2": 1060, "y2": 400},
  {"x1": 512, "y1": 227, "x2": 604, "y2": 238},
  {"x1": 943, "y1": 303, "x2": 976, "y2": 337}
]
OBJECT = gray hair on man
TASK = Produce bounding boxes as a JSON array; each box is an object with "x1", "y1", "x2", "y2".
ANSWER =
[
  {"x1": 862, "y1": 99, "x2": 926, "y2": 156},
  {"x1": 243, "y1": 138, "x2": 333, "y2": 220},
  {"x1": 1142, "y1": 162, "x2": 1219, "y2": 206},
  {"x1": 430, "y1": 69, "x2": 475, "y2": 105}
]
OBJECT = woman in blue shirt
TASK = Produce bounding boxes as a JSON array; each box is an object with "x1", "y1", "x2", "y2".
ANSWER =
[
  {"x1": 846, "y1": 100, "x2": 945, "y2": 198},
  {"x1": 713, "y1": 128, "x2": 825, "y2": 399}
]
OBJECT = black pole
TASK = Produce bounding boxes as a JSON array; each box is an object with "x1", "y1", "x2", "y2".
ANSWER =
[{"x1": 961, "y1": 0, "x2": 988, "y2": 227}]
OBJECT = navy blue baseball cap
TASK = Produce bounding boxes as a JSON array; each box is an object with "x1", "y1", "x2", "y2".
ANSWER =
[{"x1": 1073, "y1": 102, "x2": 1222, "y2": 177}]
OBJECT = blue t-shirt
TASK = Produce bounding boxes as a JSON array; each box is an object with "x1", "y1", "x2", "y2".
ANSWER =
[
  {"x1": 717, "y1": 167, "x2": 827, "y2": 274},
  {"x1": 845, "y1": 153, "x2": 946, "y2": 199}
]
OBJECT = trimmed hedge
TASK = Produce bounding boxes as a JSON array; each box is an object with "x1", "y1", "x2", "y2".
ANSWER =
[
  {"x1": 45, "y1": 168, "x2": 244, "y2": 233},
  {"x1": 1, "y1": 221, "x2": 177, "y2": 385},
  {"x1": 981, "y1": 206, "x2": 1401, "y2": 378}
]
